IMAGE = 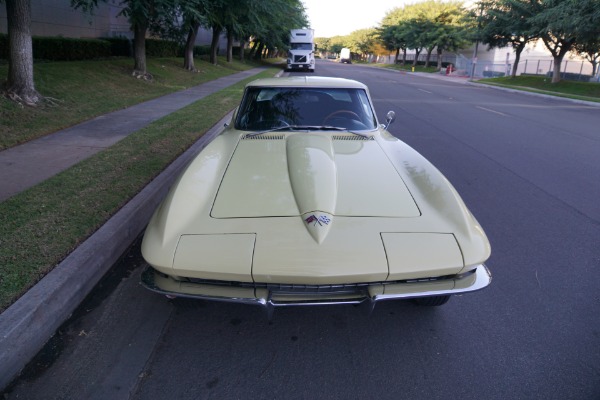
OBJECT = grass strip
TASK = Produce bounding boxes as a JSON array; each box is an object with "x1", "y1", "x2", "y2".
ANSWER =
[
  {"x1": 477, "y1": 76, "x2": 600, "y2": 103},
  {"x1": 0, "y1": 56, "x2": 261, "y2": 150},
  {"x1": 0, "y1": 68, "x2": 278, "y2": 312},
  {"x1": 379, "y1": 63, "x2": 441, "y2": 74}
]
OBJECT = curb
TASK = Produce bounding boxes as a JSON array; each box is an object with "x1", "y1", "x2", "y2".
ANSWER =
[{"x1": 0, "y1": 112, "x2": 233, "y2": 391}]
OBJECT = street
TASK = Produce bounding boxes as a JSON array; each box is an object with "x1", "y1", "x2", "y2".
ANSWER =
[{"x1": 7, "y1": 59, "x2": 600, "y2": 400}]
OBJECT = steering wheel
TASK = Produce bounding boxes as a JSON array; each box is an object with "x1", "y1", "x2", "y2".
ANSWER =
[{"x1": 323, "y1": 110, "x2": 361, "y2": 125}]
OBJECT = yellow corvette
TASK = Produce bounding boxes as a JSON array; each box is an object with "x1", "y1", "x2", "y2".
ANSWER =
[{"x1": 141, "y1": 76, "x2": 491, "y2": 316}]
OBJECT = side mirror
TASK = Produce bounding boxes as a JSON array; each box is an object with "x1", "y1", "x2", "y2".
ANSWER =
[{"x1": 384, "y1": 110, "x2": 396, "y2": 130}]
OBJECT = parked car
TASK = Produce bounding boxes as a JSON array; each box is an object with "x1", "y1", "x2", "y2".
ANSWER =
[{"x1": 141, "y1": 76, "x2": 491, "y2": 317}]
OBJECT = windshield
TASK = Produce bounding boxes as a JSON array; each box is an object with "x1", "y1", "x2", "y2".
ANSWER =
[
  {"x1": 290, "y1": 43, "x2": 313, "y2": 51},
  {"x1": 235, "y1": 87, "x2": 378, "y2": 131}
]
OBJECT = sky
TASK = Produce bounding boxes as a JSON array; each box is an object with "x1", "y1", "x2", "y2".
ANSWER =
[{"x1": 301, "y1": 0, "x2": 410, "y2": 38}]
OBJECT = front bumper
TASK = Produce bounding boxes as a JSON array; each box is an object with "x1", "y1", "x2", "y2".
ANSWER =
[{"x1": 141, "y1": 264, "x2": 491, "y2": 316}]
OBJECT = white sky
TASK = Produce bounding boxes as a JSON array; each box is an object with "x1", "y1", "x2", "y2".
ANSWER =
[{"x1": 302, "y1": 0, "x2": 411, "y2": 38}]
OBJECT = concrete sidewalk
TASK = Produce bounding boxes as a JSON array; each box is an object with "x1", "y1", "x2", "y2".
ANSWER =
[
  {"x1": 0, "y1": 66, "x2": 272, "y2": 391},
  {"x1": 0, "y1": 67, "x2": 266, "y2": 202}
]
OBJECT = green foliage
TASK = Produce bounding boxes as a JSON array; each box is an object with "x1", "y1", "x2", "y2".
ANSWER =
[
  {"x1": 346, "y1": 28, "x2": 377, "y2": 56},
  {"x1": 193, "y1": 45, "x2": 212, "y2": 56},
  {"x1": 145, "y1": 38, "x2": 180, "y2": 57},
  {"x1": 100, "y1": 37, "x2": 132, "y2": 57},
  {"x1": 1, "y1": 36, "x2": 112, "y2": 61},
  {"x1": 377, "y1": 1, "x2": 471, "y2": 67},
  {"x1": 476, "y1": 0, "x2": 600, "y2": 82}
]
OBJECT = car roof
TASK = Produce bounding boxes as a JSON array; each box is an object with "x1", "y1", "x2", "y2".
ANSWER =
[{"x1": 245, "y1": 76, "x2": 369, "y2": 90}]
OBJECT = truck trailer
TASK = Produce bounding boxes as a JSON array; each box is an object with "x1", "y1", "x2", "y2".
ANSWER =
[
  {"x1": 287, "y1": 29, "x2": 315, "y2": 72},
  {"x1": 340, "y1": 48, "x2": 351, "y2": 64}
]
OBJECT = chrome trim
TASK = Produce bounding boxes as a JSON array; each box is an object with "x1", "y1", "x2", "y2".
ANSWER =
[{"x1": 140, "y1": 265, "x2": 491, "y2": 317}]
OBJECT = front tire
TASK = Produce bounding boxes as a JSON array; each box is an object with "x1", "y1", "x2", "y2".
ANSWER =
[{"x1": 413, "y1": 295, "x2": 450, "y2": 306}]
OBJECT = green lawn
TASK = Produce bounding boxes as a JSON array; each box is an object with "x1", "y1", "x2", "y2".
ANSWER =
[
  {"x1": 379, "y1": 63, "x2": 441, "y2": 74},
  {"x1": 0, "y1": 56, "x2": 280, "y2": 311},
  {"x1": 0, "y1": 56, "x2": 265, "y2": 150},
  {"x1": 477, "y1": 75, "x2": 600, "y2": 102},
  {"x1": 376, "y1": 63, "x2": 600, "y2": 102}
]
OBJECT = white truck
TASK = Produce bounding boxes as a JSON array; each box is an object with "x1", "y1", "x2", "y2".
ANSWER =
[
  {"x1": 340, "y1": 48, "x2": 351, "y2": 64},
  {"x1": 287, "y1": 29, "x2": 316, "y2": 72}
]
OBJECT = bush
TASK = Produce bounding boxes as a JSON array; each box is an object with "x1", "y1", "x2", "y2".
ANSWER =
[
  {"x1": 545, "y1": 71, "x2": 593, "y2": 82},
  {"x1": 0, "y1": 34, "x2": 119, "y2": 61},
  {"x1": 32, "y1": 37, "x2": 111, "y2": 61},
  {"x1": 100, "y1": 37, "x2": 131, "y2": 57},
  {"x1": 483, "y1": 71, "x2": 505, "y2": 78},
  {"x1": 145, "y1": 39, "x2": 180, "y2": 58},
  {"x1": 193, "y1": 45, "x2": 211, "y2": 56}
]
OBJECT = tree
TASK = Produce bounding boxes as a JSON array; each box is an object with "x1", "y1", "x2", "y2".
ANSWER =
[
  {"x1": 528, "y1": 0, "x2": 599, "y2": 83},
  {"x1": 72, "y1": 0, "x2": 176, "y2": 77},
  {"x1": 248, "y1": 0, "x2": 308, "y2": 61},
  {"x1": 377, "y1": 21, "x2": 407, "y2": 65},
  {"x1": 476, "y1": 0, "x2": 539, "y2": 78},
  {"x1": 574, "y1": 38, "x2": 600, "y2": 77},
  {"x1": 347, "y1": 28, "x2": 377, "y2": 59},
  {"x1": 2, "y1": 0, "x2": 41, "y2": 106}
]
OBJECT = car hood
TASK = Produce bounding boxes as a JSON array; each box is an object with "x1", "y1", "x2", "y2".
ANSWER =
[
  {"x1": 211, "y1": 133, "x2": 420, "y2": 220},
  {"x1": 142, "y1": 131, "x2": 490, "y2": 284}
]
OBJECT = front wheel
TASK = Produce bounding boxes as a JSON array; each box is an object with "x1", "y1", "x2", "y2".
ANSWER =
[{"x1": 413, "y1": 295, "x2": 450, "y2": 306}]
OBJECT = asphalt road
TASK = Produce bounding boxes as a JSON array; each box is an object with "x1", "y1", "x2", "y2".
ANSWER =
[{"x1": 6, "y1": 60, "x2": 600, "y2": 399}]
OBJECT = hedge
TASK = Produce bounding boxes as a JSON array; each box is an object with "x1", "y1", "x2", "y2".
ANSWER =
[
  {"x1": 145, "y1": 39, "x2": 179, "y2": 58},
  {"x1": 0, "y1": 34, "x2": 189, "y2": 61}
]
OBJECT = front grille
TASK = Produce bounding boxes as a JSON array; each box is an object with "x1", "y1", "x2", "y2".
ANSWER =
[
  {"x1": 294, "y1": 55, "x2": 307, "y2": 63},
  {"x1": 183, "y1": 273, "x2": 459, "y2": 293}
]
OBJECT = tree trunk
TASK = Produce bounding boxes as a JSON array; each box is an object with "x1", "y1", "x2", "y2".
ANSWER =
[
  {"x1": 132, "y1": 21, "x2": 148, "y2": 78},
  {"x1": 183, "y1": 22, "x2": 200, "y2": 71},
  {"x1": 394, "y1": 48, "x2": 399, "y2": 63},
  {"x1": 512, "y1": 43, "x2": 525, "y2": 78},
  {"x1": 552, "y1": 56, "x2": 564, "y2": 83},
  {"x1": 239, "y1": 39, "x2": 246, "y2": 62},
  {"x1": 4, "y1": 0, "x2": 41, "y2": 105},
  {"x1": 248, "y1": 40, "x2": 258, "y2": 59},
  {"x1": 226, "y1": 30, "x2": 233, "y2": 62},
  {"x1": 210, "y1": 25, "x2": 222, "y2": 65},
  {"x1": 412, "y1": 49, "x2": 422, "y2": 67},
  {"x1": 542, "y1": 36, "x2": 574, "y2": 83},
  {"x1": 436, "y1": 48, "x2": 443, "y2": 70},
  {"x1": 402, "y1": 48, "x2": 407, "y2": 65},
  {"x1": 425, "y1": 48, "x2": 433, "y2": 68},
  {"x1": 254, "y1": 42, "x2": 265, "y2": 60}
]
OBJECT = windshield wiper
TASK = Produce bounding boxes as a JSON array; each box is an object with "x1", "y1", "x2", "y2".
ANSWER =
[
  {"x1": 248, "y1": 125, "x2": 370, "y2": 138},
  {"x1": 246, "y1": 125, "x2": 307, "y2": 137}
]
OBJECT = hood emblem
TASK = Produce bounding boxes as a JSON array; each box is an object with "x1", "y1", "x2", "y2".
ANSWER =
[
  {"x1": 302, "y1": 212, "x2": 333, "y2": 244},
  {"x1": 305, "y1": 214, "x2": 330, "y2": 226}
]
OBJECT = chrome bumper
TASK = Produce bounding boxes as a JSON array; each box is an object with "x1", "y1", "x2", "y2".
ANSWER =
[{"x1": 141, "y1": 264, "x2": 491, "y2": 317}]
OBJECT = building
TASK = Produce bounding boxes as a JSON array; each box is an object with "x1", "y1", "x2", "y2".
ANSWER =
[{"x1": 0, "y1": 0, "x2": 224, "y2": 49}]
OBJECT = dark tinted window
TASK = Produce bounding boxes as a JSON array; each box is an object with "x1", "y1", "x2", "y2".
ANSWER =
[{"x1": 235, "y1": 87, "x2": 377, "y2": 131}]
